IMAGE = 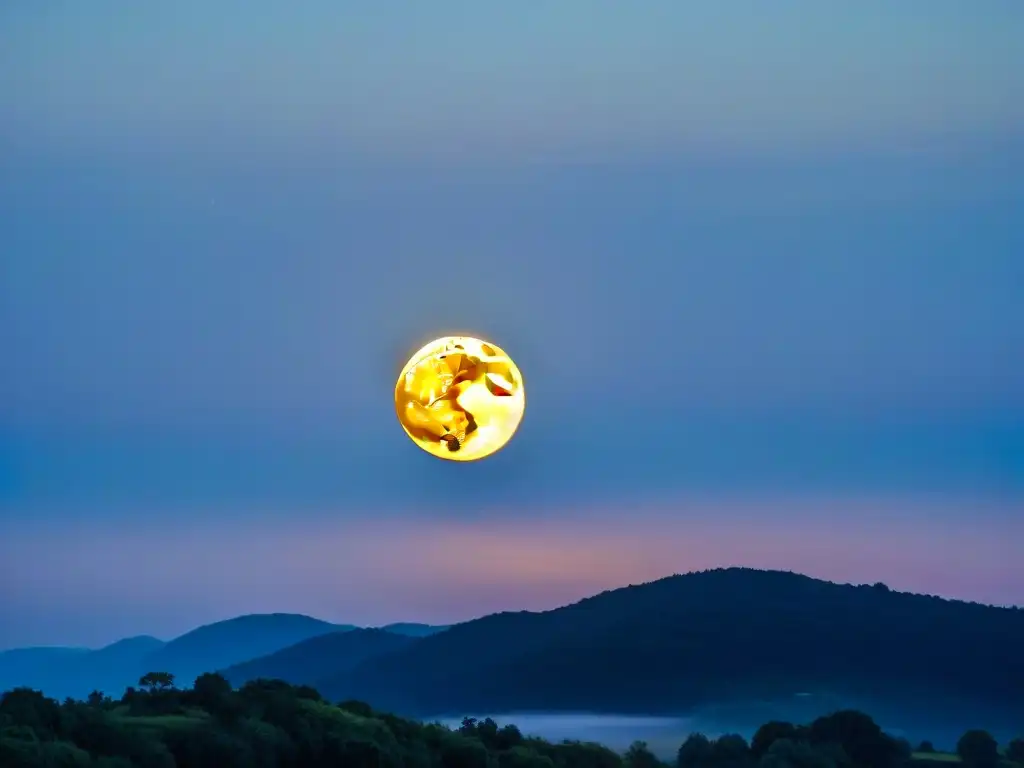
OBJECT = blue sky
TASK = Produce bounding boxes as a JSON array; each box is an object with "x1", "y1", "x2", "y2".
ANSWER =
[{"x1": 1, "y1": 1, "x2": 1022, "y2": 648}]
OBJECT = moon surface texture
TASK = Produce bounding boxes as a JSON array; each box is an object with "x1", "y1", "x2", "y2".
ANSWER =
[{"x1": 395, "y1": 336, "x2": 525, "y2": 462}]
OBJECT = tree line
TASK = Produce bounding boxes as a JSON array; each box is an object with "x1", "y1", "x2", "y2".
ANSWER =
[{"x1": 1, "y1": 671, "x2": 1022, "y2": 768}]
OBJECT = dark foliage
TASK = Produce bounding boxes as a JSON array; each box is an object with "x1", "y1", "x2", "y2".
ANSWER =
[
  {"x1": 677, "y1": 733, "x2": 713, "y2": 767},
  {"x1": 3, "y1": 673, "x2": 1022, "y2": 768},
  {"x1": 1008, "y1": 739, "x2": 1024, "y2": 765},
  {"x1": 751, "y1": 722, "x2": 801, "y2": 759},
  {"x1": 955, "y1": 729, "x2": 1000, "y2": 768},
  {"x1": 806, "y1": 709, "x2": 904, "y2": 768}
]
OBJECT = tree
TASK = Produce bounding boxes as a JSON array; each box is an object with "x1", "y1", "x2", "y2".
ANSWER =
[
  {"x1": 891, "y1": 737, "x2": 912, "y2": 763},
  {"x1": 624, "y1": 740, "x2": 661, "y2": 768},
  {"x1": 440, "y1": 734, "x2": 491, "y2": 768},
  {"x1": 138, "y1": 672, "x2": 175, "y2": 693},
  {"x1": 956, "y1": 730, "x2": 999, "y2": 768},
  {"x1": 476, "y1": 717, "x2": 500, "y2": 746},
  {"x1": 761, "y1": 739, "x2": 847, "y2": 768},
  {"x1": 1006, "y1": 738, "x2": 1024, "y2": 765},
  {"x1": 751, "y1": 722, "x2": 799, "y2": 759},
  {"x1": 677, "y1": 733, "x2": 712, "y2": 768},
  {"x1": 495, "y1": 724, "x2": 524, "y2": 750},
  {"x1": 338, "y1": 699, "x2": 374, "y2": 717},
  {"x1": 86, "y1": 690, "x2": 112, "y2": 707},
  {"x1": 4, "y1": 680, "x2": 1019, "y2": 768},
  {"x1": 190, "y1": 672, "x2": 239, "y2": 723},
  {"x1": 0, "y1": 688, "x2": 63, "y2": 738},
  {"x1": 500, "y1": 745, "x2": 556, "y2": 768},
  {"x1": 553, "y1": 740, "x2": 622, "y2": 768},
  {"x1": 293, "y1": 684, "x2": 321, "y2": 702},
  {"x1": 807, "y1": 710, "x2": 900, "y2": 768},
  {"x1": 192, "y1": 672, "x2": 231, "y2": 701},
  {"x1": 916, "y1": 740, "x2": 935, "y2": 753},
  {"x1": 711, "y1": 734, "x2": 752, "y2": 767}
]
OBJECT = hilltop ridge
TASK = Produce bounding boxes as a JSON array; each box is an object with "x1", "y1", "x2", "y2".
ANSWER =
[{"x1": 326, "y1": 568, "x2": 1024, "y2": 721}]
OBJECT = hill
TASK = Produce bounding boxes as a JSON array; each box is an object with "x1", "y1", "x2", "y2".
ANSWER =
[
  {"x1": 60, "y1": 636, "x2": 167, "y2": 698},
  {"x1": 0, "y1": 638, "x2": 165, "y2": 702},
  {"x1": 328, "y1": 568, "x2": 1024, "y2": 722},
  {"x1": 221, "y1": 628, "x2": 416, "y2": 688},
  {"x1": 0, "y1": 647, "x2": 90, "y2": 695},
  {"x1": 145, "y1": 613, "x2": 350, "y2": 686},
  {"x1": 91, "y1": 635, "x2": 166, "y2": 658},
  {"x1": 378, "y1": 622, "x2": 450, "y2": 637},
  {"x1": 0, "y1": 616, "x2": 453, "y2": 700},
  {"x1": 0, "y1": 615, "x2": 349, "y2": 699}
]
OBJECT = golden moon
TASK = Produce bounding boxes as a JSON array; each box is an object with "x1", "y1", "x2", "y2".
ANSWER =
[{"x1": 395, "y1": 335, "x2": 525, "y2": 462}]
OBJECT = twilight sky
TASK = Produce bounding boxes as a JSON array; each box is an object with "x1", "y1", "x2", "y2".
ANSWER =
[{"x1": 1, "y1": 1, "x2": 1022, "y2": 649}]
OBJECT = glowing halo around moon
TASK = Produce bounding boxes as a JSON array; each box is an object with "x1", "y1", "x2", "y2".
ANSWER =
[{"x1": 394, "y1": 335, "x2": 525, "y2": 462}]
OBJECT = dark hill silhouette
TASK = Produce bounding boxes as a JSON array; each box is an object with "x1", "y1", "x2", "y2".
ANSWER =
[
  {"x1": 145, "y1": 613, "x2": 349, "y2": 686},
  {"x1": 328, "y1": 568, "x2": 1024, "y2": 721},
  {"x1": 221, "y1": 628, "x2": 416, "y2": 688},
  {"x1": 379, "y1": 622, "x2": 451, "y2": 637}
]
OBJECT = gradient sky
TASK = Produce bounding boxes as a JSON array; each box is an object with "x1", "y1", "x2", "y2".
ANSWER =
[{"x1": 1, "y1": 1, "x2": 1022, "y2": 649}]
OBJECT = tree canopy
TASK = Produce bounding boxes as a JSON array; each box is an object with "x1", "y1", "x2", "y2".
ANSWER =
[{"x1": 1, "y1": 673, "x2": 1021, "y2": 768}]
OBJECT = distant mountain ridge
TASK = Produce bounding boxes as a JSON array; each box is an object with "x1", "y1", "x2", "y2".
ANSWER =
[
  {"x1": 0, "y1": 614, "x2": 449, "y2": 700},
  {"x1": 0, "y1": 638, "x2": 161, "y2": 701},
  {"x1": 0, "y1": 646, "x2": 91, "y2": 694},
  {"x1": 144, "y1": 613, "x2": 347, "y2": 687},
  {"x1": 4, "y1": 568, "x2": 1021, "y2": 733}
]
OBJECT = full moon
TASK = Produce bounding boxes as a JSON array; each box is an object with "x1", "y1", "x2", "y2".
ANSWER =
[{"x1": 395, "y1": 335, "x2": 525, "y2": 462}]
